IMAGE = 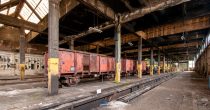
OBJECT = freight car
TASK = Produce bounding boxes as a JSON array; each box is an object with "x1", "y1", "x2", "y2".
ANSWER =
[{"x1": 45, "y1": 49, "x2": 147, "y2": 86}]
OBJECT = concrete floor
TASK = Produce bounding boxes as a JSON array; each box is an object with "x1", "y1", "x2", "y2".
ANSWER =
[
  {"x1": 0, "y1": 75, "x2": 154, "y2": 110},
  {"x1": 98, "y1": 72, "x2": 210, "y2": 110}
]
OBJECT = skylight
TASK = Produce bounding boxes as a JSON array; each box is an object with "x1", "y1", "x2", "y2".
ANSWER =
[
  {"x1": 8, "y1": 6, "x2": 16, "y2": 15},
  {"x1": 20, "y1": 3, "x2": 32, "y2": 20},
  {"x1": 0, "y1": 9, "x2": 8, "y2": 15},
  {"x1": 0, "y1": 0, "x2": 49, "y2": 33},
  {"x1": 0, "y1": 0, "x2": 10, "y2": 4}
]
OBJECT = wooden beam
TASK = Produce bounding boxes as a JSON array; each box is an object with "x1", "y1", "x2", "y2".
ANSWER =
[
  {"x1": 75, "y1": 15, "x2": 208, "y2": 51},
  {"x1": 26, "y1": 0, "x2": 80, "y2": 42},
  {"x1": 62, "y1": 0, "x2": 189, "y2": 44},
  {"x1": 0, "y1": 0, "x2": 19, "y2": 11},
  {"x1": 144, "y1": 15, "x2": 210, "y2": 39},
  {"x1": 78, "y1": 0, "x2": 116, "y2": 20},
  {"x1": 0, "y1": 13, "x2": 42, "y2": 32},
  {"x1": 121, "y1": 0, "x2": 190, "y2": 23},
  {"x1": 104, "y1": 41, "x2": 201, "y2": 55},
  {"x1": 14, "y1": 0, "x2": 24, "y2": 18},
  {"x1": 75, "y1": 31, "x2": 146, "y2": 50},
  {"x1": 124, "y1": 41, "x2": 201, "y2": 54}
]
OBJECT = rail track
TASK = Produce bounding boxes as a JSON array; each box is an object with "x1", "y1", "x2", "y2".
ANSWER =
[
  {"x1": 35, "y1": 73, "x2": 177, "y2": 110},
  {"x1": 0, "y1": 75, "x2": 46, "y2": 86}
]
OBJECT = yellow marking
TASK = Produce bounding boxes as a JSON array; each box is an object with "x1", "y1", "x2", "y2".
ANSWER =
[
  {"x1": 48, "y1": 58, "x2": 59, "y2": 75},
  {"x1": 19, "y1": 64, "x2": 25, "y2": 80},
  {"x1": 158, "y1": 66, "x2": 161, "y2": 75},
  {"x1": 115, "y1": 62, "x2": 121, "y2": 83},
  {"x1": 150, "y1": 65, "x2": 154, "y2": 76},
  {"x1": 137, "y1": 63, "x2": 142, "y2": 78}
]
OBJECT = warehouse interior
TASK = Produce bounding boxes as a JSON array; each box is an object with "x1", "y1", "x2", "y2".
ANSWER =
[{"x1": 0, "y1": 0, "x2": 210, "y2": 110}]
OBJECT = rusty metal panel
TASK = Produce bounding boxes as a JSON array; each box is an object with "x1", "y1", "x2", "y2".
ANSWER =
[
  {"x1": 130, "y1": 60, "x2": 134, "y2": 72},
  {"x1": 90, "y1": 53, "x2": 99, "y2": 72},
  {"x1": 83, "y1": 54, "x2": 90, "y2": 72},
  {"x1": 107, "y1": 57, "x2": 115, "y2": 72},
  {"x1": 59, "y1": 51, "x2": 75, "y2": 74},
  {"x1": 126, "y1": 60, "x2": 131, "y2": 72},
  {"x1": 75, "y1": 52, "x2": 83, "y2": 73},
  {"x1": 121, "y1": 59, "x2": 126, "y2": 72},
  {"x1": 142, "y1": 61, "x2": 147, "y2": 71},
  {"x1": 99, "y1": 56, "x2": 108, "y2": 73}
]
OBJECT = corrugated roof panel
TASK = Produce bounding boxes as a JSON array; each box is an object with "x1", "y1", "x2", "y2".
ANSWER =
[
  {"x1": 26, "y1": 0, "x2": 40, "y2": 9},
  {"x1": 8, "y1": 6, "x2": 16, "y2": 15},
  {"x1": 35, "y1": 0, "x2": 48, "y2": 18},
  {"x1": 20, "y1": 3, "x2": 32, "y2": 20},
  {"x1": 28, "y1": 13, "x2": 40, "y2": 24}
]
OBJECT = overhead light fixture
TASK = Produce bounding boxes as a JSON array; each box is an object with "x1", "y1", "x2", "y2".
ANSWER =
[
  {"x1": 128, "y1": 42, "x2": 133, "y2": 46},
  {"x1": 88, "y1": 27, "x2": 102, "y2": 33}
]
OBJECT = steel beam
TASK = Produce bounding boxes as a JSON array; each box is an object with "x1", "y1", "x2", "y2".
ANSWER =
[
  {"x1": 19, "y1": 27, "x2": 25, "y2": 80},
  {"x1": 114, "y1": 16, "x2": 121, "y2": 83},
  {"x1": 48, "y1": 0, "x2": 60, "y2": 95},
  {"x1": 137, "y1": 36, "x2": 142, "y2": 78}
]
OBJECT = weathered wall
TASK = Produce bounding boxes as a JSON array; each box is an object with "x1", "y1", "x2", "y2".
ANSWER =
[{"x1": 0, "y1": 51, "x2": 44, "y2": 76}]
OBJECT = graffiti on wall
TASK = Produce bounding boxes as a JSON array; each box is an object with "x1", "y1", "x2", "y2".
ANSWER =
[{"x1": 0, "y1": 51, "x2": 44, "y2": 75}]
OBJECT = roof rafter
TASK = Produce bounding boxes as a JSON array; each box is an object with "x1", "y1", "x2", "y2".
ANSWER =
[
  {"x1": 61, "y1": 0, "x2": 190, "y2": 44},
  {"x1": 0, "y1": 0, "x2": 19, "y2": 11},
  {"x1": 14, "y1": 0, "x2": 24, "y2": 18}
]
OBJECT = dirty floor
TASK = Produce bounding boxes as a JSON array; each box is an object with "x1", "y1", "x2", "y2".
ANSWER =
[{"x1": 98, "y1": 72, "x2": 210, "y2": 110}]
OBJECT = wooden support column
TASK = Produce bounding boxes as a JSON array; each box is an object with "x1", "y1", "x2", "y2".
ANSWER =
[
  {"x1": 69, "y1": 38, "x2": 74, "y2": 50},
  {"x1": 137, "y1": 36, "x2": 142, "y2": 78},
  {"x1": 150, "y1": 48, "x2": 154, "y2": 75},
  {"x1": 19, "y1": 27, "x2": 25, "y2": 80},
  {"x1": 158, "y1": 49, "x2": 161, "y2": 75},
  {"x1": 48, "y1": 0, "x2": 60, "y2": 95},
  {"x1": 114, "y1": 16, "x2": 121, "y2": 83}
]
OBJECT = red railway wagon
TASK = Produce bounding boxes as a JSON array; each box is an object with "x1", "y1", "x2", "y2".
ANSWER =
[
  {"x1": 121, "y1": 59, "x2": 135, "y2": 73},
  {"x1": 45, "y1": 49, "x2": 147, "y2": 85}
]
